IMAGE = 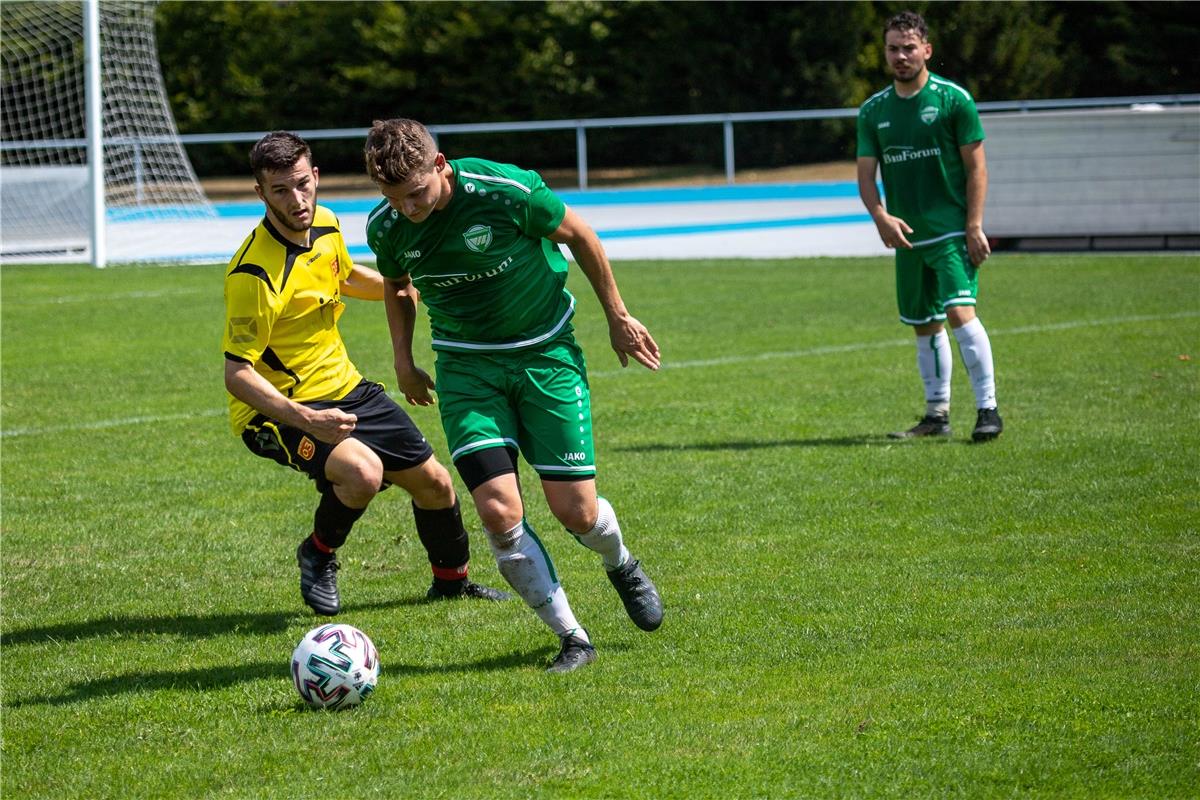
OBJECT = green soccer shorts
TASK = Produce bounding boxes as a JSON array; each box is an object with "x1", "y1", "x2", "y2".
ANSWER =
[
  {"x1": 895, "y1": 235, "x2": 978, "y2": 325},
  {"x1": 434, "y1": 337, "x2": 596, "y2": 482}
]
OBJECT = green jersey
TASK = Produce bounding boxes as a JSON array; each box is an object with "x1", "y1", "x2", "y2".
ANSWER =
[
  {"x1": 856, "y1": 73, "x2": 985, "y2": 246},
  {"x1": 366, "y1": 157, "x2": 570, "y2": 353}
]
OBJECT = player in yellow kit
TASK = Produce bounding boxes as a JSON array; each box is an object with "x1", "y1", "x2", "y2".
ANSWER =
[{"x1": 223, "y1": 131, "x2": 507, "y2": 615}]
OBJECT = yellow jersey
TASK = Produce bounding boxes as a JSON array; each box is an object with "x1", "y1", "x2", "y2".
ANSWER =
[{"x1": 222, "y1": 206, "x2": 362, "y2": 434}]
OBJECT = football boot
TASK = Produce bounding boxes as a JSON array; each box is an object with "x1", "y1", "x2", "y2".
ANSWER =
[
  {"x1": 297, "y1": 538, "x2": 341, "y2": 616},
  {"x1": 606, "y1": 557, "x2": 664, "y2": 631}
]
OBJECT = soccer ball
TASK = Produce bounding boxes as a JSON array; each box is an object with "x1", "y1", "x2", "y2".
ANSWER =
[{"x1": 291, "y1": 623, "x2": 380, "y2": 709}]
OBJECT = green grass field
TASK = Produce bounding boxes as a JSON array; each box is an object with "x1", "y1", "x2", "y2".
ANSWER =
[{"x1": 2, "y1": 253, "x2": 1197, "y2": 798}]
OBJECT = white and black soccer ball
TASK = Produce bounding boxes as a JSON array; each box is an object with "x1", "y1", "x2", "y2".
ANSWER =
[{"x1": 291, "y1": 623, "x2": 380, "y2": 709}]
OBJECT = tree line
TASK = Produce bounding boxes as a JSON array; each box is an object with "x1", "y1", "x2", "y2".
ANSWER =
[{"x1": 156, "y1": 1, "x2": 1199, "y2": 178}]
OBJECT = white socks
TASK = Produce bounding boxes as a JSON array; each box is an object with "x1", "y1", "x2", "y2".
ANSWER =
[
  {"x1": 486, "y1": 520, "x2": 587, "y2": 642},
  {"x1": 916, "y1": 329, "x2": 952, "y2": 416},
  {"x1": 952, "y1": 317, "x2": 998, "y2": 409},
  {"x1": 570, "y1": 496, "x2": 630, "y2": 571},
  {"x1": 915, "y1": 319, "x2": 998, "y2": 413}
]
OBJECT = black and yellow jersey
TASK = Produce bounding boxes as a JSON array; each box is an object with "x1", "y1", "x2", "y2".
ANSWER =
[{"x1": 223, "y1": 205, "x2": 362, "y2": 434}]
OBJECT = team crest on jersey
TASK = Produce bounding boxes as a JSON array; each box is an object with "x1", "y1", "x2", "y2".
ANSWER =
[
  {"x1": 330, "y1": 255, "x2": 340, "y2": 278},
  {"x1": 298, "y1": 436, "x2": 316, "y2": 460},
  {"x1": 463, "y1": 224, "x2": 493, "y2": 253},
  {"x1": 228, "y1": 316, "x2": 257, "y2": 344},
  {"x1": 920, "y1": 105, "x2": 939, "y2": 124}
]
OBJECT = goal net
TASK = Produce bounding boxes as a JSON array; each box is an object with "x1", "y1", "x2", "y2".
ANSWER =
[{"x1": 1, "y1": 0, "x2": 214, "y2": 265}]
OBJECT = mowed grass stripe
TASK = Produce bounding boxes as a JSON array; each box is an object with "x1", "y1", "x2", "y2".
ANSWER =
[
  {"x1": 3, "y1": 309, "x2": 1196, "y2": 438},
  {"x1": 1, "y1": 254, "x2": 1197, "y2": 799}
]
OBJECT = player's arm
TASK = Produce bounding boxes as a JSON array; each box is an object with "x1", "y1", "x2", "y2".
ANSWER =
[
  {"x1": 382, "y1": 273, "x2": 436, "y2": 405},
  {"x1": 856, "y1": 156, "x2": 913, "y2": 250},
  {"x1": 960, "y1": 140, "x2": 991, "y2": 266},
  {"x1": 547, "y1": 206, "x2": 660, "y2": 371},
  {"x1": 340, "y1": 262, "x2": 384, "y2": 301},
  {"x1": 223, "y1": 357, "x2": 356, "y2": 444}
]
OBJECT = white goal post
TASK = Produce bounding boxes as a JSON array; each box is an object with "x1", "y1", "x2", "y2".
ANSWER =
[{"x1": 1, "y1": 0, "x2": 213, "y2": 266}]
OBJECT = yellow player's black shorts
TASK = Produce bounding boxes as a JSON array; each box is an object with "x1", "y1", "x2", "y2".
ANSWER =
[{"x1": 241, "y1": 380, "x2": 433, "y2": 492}]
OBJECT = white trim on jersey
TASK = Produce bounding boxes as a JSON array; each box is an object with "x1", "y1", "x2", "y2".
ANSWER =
[
  {"x1": 910, "y1": 230, "x2": 967, "y2": 247},
  {"x1": 458, "y1": 170, "x2": 534, "y2": 194},
  {"x1": 431, "y1": 293, "x2": 577, "y2": 352},
  {"x1": 366, "y1": 202, "x2": 392, "y2": 227},
  {"x1": 451, "y1": 436, "x2": 519, "y2": 461},
  {"x1": 928, "y1": 75, "x2": 974, "y2": 102},
  {"x1": 864, "y1": 85, "x2": 893, "y2": 104}
]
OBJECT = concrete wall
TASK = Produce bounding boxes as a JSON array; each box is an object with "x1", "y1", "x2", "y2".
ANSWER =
[{"x1": 983, "y1": 107, "x2": 1200, "y2": 239}]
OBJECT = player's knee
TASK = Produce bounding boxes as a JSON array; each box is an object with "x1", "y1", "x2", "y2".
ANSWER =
[
  {"x1": 550, "y1": 497, "x2": 597, "y2": 534},
  {"x1": 473, "y1": 494, "x2": 522, "y2": 536},
  {"x1": 476, "y1": 502, "x2": 521, "y2": 536},
  {"x1": 484, "y1": 520, "x2": 523, "y2": 551},
  {"x1": 331, "y1": 460, "x2": 384, "y2": 506},
  {"x1": 946, "y1": 305, "x2": 977, "y2": 328},
  {"x1": 407, "y1": 460, "x2": 456, "y2": 508}
]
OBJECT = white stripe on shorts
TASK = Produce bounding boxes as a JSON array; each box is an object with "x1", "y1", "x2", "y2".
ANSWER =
[
  {"x1": 451, "y1": 437, "x2": 519, "y2": 461},
  {"x1": 532, "y1": 464, "x2": 595, "y2": 474}
]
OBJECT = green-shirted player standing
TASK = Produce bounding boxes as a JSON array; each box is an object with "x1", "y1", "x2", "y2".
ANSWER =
[
  {"x1": 857, "y1": 10, "x2": 1003, "y2": 442},
  {"x1": 364, "y1": 118, "x2": 664, "y2": 673}
]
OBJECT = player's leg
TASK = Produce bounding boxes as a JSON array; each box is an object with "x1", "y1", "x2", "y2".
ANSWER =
[
  {"x1": 891, "y1": 249, "x2": 952, "y2": 439},
  {"x1": 462, "y1": 457, "x2": 594, "y2": 672},
  {"x1": 240, "y1": 414, "x2": 371, "y2": 615},
  {"x1": 518, "y1": 338, "x2": 663, "y2": 632},
  {"x1": 335, "y1": 380, "x2": 506, "y2": 601},
  {"x1": 386, "y1": 456, "x2": 509, "y2": 602},
  {"x1": 298, "y1": 436, "x2": 384, "y2": 615},
  {"x1": 543, "y1": 479, "x2": 664, "y2": 632},
  {"x1": 438, "y1": 352, "x2": 593, "y2": 671},
  {"x1": 913, "y1": 318, "x2": 953, "y2": 416},
  {"x1": 934, "y1": 239, "x2": 1002, "y2": 441}
]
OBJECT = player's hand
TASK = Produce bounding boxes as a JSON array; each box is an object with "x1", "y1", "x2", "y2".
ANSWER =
[
  {"x1": 966, "y1": 225, "x2": 991, "y2": 266},
  {"x1": 306, "y1": 407, "x2": 357, "y2": 445},
  {"x1": 609, "y1": 314, "x2": 661, "y2": 371},
  {"x1": 396, "y1": 365, "x2": 437, "y2": 406},
  {"x1": 875, "y1": 213, "x2": 914, "y2": 250}
]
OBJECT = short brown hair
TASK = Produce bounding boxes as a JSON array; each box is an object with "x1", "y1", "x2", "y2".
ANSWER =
[
  {"x1": 364, "y1": 119, "x2": 438, "y2": 185},
  {"x1": 249, "y1": 132, "x2": 311, "y2": 183},
  {"x1": 884, "y1": 10, "x2": 928, "y2": 41}
]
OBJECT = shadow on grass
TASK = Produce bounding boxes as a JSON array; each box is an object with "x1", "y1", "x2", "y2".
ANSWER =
[
  {"x1": 3, "y1": 594, "x2": 641, "y2": 708},
  {"x1": 614, "y1": 435, "x2": 890, "y2": 452},
  {"x1": 5, "y1": 645, "x2": 555, "y2": 709},
  {"x1": 0, "y1": 609, "x2": 297, "y2": 647},
  {"x1": 0, "y1": 596, "x2": 443, "y2": 648}
]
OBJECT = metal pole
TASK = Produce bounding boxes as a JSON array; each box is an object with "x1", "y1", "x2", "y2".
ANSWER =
[
  {"x1": 84, "y1": 0, "x2": 106, "y2": 267},
  {"x1": 576, "y1": 125, "x2": 588, "y2": 190},
  {"x1": 723, "y1": 119, "x2": 735, "y2": 184}
]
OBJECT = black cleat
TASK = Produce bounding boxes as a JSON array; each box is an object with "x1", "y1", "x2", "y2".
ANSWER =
[
  {"x1": 606, "y1": 558, "x2": 664, "y2": 631},
  {"x1": 297, "y1": 538, "x2": 341, "y2": 616},
  {"x1": 972, "y1": 407, "x2": 1004, "y2": 442},
  {"x1": 889, "y1": 413, "x2": 952, "y2": 439},
  {"x1": 425, "y1": 580, "x2": 512, "y2": 602},
  {"x1": 547, "y1": 631, "x2": 597, "y2": 674}
]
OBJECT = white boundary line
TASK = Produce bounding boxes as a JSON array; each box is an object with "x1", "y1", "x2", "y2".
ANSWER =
[
  {"x1": 20, "y1": 288, "x2": 208, "y2": 306},
  {"x1": 2, "y1": 409, "x2": 228, "y2": 438},
  {"x1": 589, "y1": 310, "x2": 1200, "y2": 378},
  {"x1": 3, "y1": 311, "x2": 1196, "y2": 439}
]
